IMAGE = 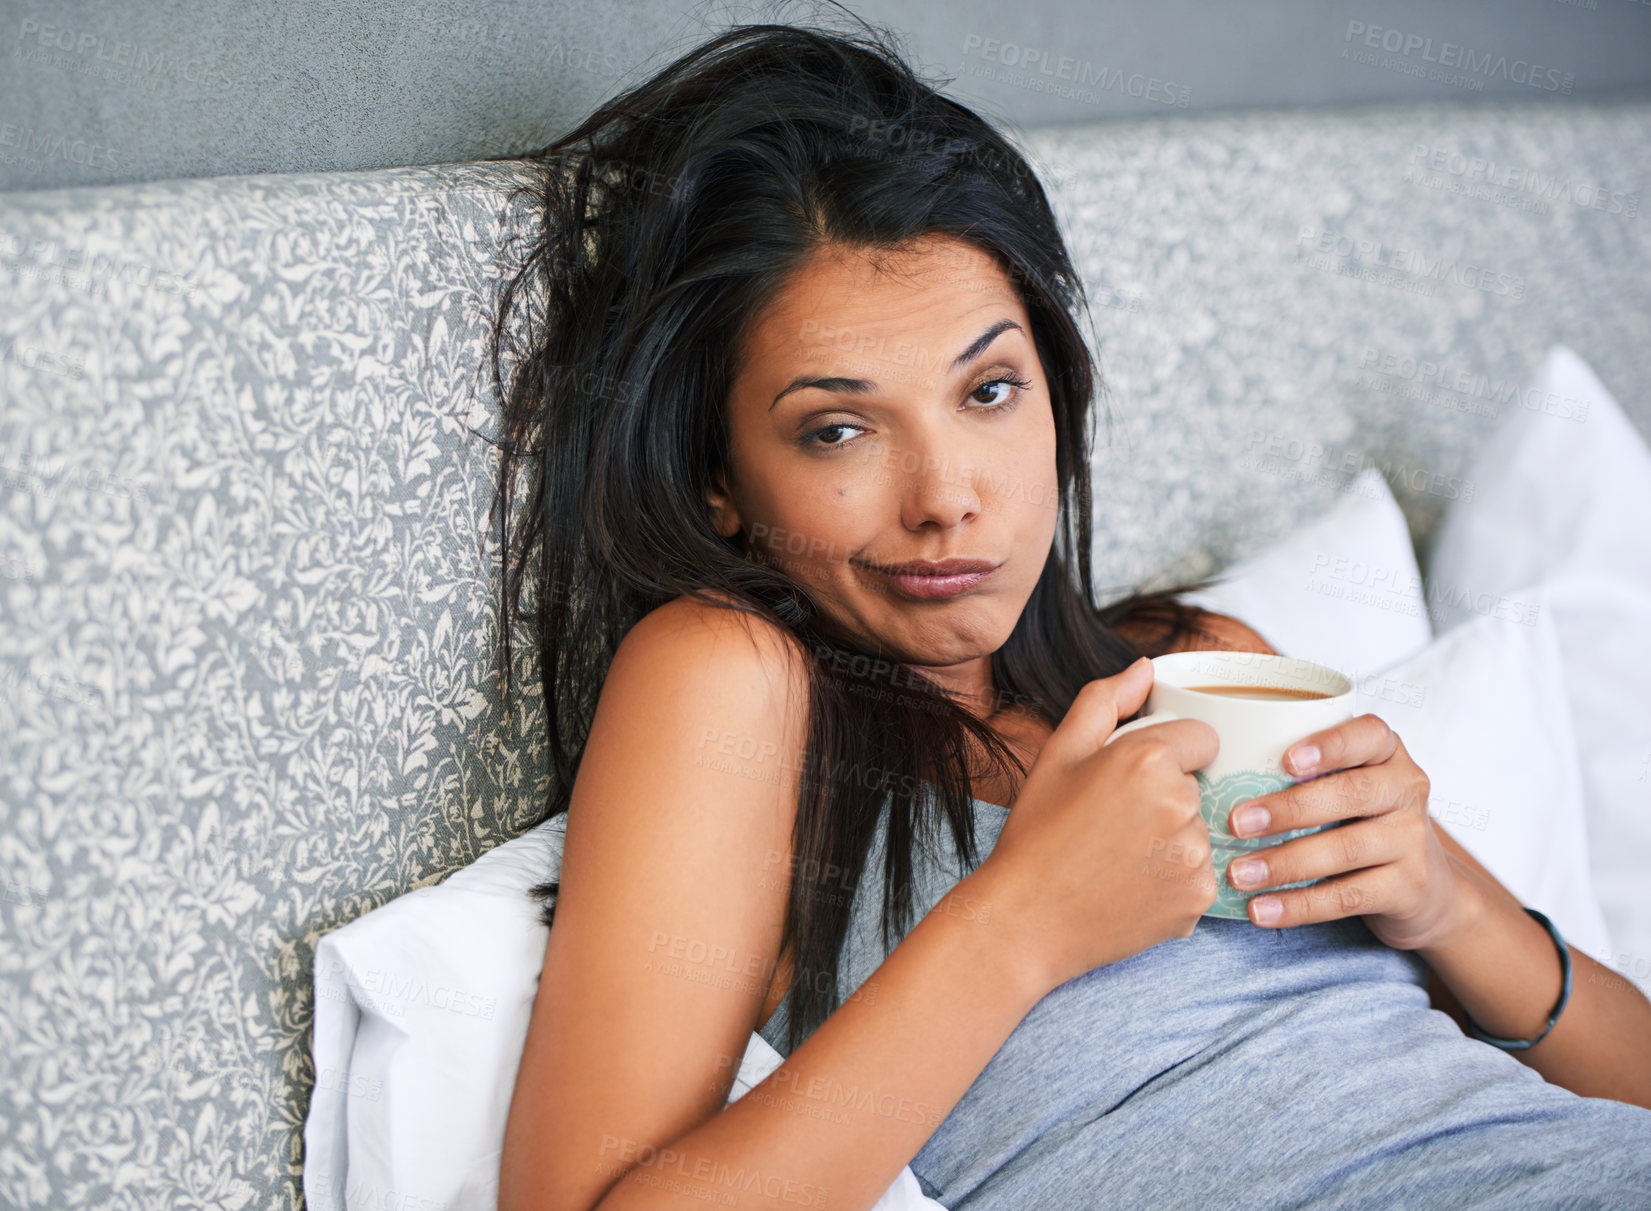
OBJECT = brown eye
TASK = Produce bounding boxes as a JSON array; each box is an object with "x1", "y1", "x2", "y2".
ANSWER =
[
  {"x1": 968, "y1": 375, "x2": 1032, "y2": 408},
  {"x1": 798, "y1": 419, "x2": 870, "y2": 450}
]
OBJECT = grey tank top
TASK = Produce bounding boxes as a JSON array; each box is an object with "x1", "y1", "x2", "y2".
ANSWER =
[{"x1": 757, "y1": 786, "x2": 1651, "y2": 1209}]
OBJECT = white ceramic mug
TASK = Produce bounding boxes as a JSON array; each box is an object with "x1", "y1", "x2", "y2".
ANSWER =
[{"x1": 1102, "y1": 650, "x2": 1356, "y2": 919}]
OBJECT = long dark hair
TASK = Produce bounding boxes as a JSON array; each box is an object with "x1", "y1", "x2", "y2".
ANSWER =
[{"x1": 482, "y1": 13, "x2": 1222, "y2": 1055}]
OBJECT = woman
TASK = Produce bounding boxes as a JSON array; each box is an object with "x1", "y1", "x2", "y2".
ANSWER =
[{"x1": 486, "y1": 15, "x2": 1651, "y2": 1210}]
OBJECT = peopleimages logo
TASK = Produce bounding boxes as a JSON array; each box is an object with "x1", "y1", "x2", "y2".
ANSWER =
[
  {"x1": 318, "y1": 955, "x2": 497, "y2": 1019},
  {"x1": 961, "y1": 34, "x2": 1192, "y2": 107},
  {"x1": 1296, "y1": 225, "x2": 1526, "y2": 301},
  {"x1": 1407, "y1": 144, "x2": 1638, "y2": 219},
  {"x1": 1343, "y1": 21, "x2": 1574, "y2": 94},
  {"x1": 0, "y1": 121, "x2": 120, "y2": 171},
  {"x1": 15, "y1": 18, "x2": 236, "y2": 91},
  {"x1": 1357, "y1": 347, "x2": 1592, "y2": 422}
]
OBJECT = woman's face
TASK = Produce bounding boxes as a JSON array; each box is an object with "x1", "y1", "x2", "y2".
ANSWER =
[{"x1": 709, "y1": 233, "x2": 1061, "y2": 712}]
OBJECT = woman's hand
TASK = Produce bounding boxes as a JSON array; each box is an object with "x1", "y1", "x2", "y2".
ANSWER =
[
  {"x1": 1221, "y1": 714, "x2": 1479, "y2": 951},
  {"x1": 975, "y1": 657, "x2": 1224, "y2": 994}
]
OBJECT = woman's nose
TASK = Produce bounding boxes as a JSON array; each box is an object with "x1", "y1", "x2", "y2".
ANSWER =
[{"x1": 891, "y1": 442, "x2": 984, "y2": 530}]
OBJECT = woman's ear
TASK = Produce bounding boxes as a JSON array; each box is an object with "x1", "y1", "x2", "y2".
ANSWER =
[{"x1": 705, "y1": 468, "x2": 743, "y2": 540}]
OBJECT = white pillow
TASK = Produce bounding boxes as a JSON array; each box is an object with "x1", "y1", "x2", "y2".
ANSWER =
[
  {"x1": 302, "y1": 813, "x2": 947, "y2": 1211},
  {"x1": 1352, "y1": 589, "x2": 1612, "y2": 963},
  {"x1": 1178, "y1": 466, "x2": 1434, "y2": 682},
  {"x1": 1423, "y1": 344, "x2": 1651, "y2": 991},
  {"x1": 304, "y1": 816, "x2": 568, "y2": 1211}
]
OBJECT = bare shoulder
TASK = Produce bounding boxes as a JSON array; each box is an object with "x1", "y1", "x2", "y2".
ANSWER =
[
  {"x1": 498, "y1": 589, "x2": 812, "y2": 1210},
  {"x1": 626, "y1": 587, "x2": 813, "y2": 686},
  {"x1": 1180, "y1": 608, "x2": 1279, "y2": 655},
  {"x1": 1115, "y1": 606, "x2": 1280, "y2": 657}
]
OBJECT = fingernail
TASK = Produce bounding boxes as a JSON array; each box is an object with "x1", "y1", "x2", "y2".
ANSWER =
[
  {"x1": 1252, "y1": 896, "x2": 1283, "y2": 924},
  {"x1": 1288, "y1": 744, "x2": 1319, "y2": 776},
  {"x1": 1229, "y1": 856, "x2": 1266, "y2": 888},
  {"x1": 1232, "y1": 805, "x2": 1269, "y2": 837}
]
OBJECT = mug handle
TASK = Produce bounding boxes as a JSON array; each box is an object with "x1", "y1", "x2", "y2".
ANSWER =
[{"x1": 1101, "y1": 709, "x2": 1183, "y2": 747}]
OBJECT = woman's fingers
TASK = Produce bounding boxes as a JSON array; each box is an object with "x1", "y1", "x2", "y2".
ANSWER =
[
  {"x1": 1237, "y1": 810, "x2": 1440, "y2": 930},
  {"x1": 1243, "y1": 862, "x2": 1406, "y2": 927},
  {"x1": 1225, "y1": 810, "x2": 1418, "y2": 893},
  {"x1": 1229, "y1": 716, "x2": 1424, "y2": 840},
  {"x1": 1229, "y1": 765, "x2": 1401, "y2": 838},
  {"x1": 1219, "y1": 723, "x2": 1448, "y2": 936},
  {"x1": 1280, "y1": 712, "x2": 1399, "y2": 779}
]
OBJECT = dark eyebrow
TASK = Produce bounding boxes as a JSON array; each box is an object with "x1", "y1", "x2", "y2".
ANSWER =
[{"x1": 769, "y1": 318, "x2": 1025, "y2": 410}]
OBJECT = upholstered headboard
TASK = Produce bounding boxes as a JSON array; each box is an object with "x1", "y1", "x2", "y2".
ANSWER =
[{"x1": 1, "y1": 93, "x2": 1647, "y2": 1206}]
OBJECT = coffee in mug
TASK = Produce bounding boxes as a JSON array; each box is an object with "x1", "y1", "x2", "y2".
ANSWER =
[{"x1": 1185, "y1": 685, "x2": 1333, "y2": 701}]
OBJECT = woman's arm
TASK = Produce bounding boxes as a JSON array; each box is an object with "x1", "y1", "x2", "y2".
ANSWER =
[
  {"x1": 498, "y1": 595, "x2": 1052, "y2": 1211},
  {"x1": 1417, "y1": 830, "x2": 1651, "y2": 1109},
  {"x1": 596, "y1": 863, "x2": 1043, "y2": 1211}
]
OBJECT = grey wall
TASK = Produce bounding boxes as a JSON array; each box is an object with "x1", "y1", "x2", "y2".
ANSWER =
[{"x1": 2, "y1": 0, "x2": 1649, "y2": 194}]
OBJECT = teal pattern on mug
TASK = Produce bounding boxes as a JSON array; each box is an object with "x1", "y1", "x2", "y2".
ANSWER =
[{"x1": 1197, "y1": 767, "x2": 1337, "y2": 919}]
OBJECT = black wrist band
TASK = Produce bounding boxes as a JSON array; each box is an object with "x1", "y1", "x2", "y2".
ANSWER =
[{"x1": 1463, "y1": 906, "x2": 1573, "y2": 1051}]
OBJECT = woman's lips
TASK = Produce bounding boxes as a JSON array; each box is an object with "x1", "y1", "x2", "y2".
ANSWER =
[{"x1": 865, "y1": 562, "x2": 999, "y2": 600}]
